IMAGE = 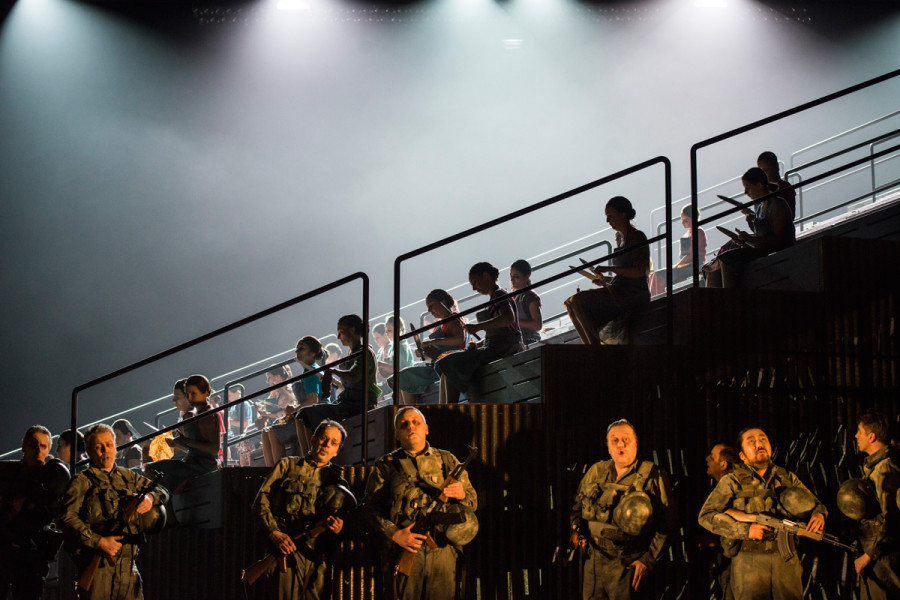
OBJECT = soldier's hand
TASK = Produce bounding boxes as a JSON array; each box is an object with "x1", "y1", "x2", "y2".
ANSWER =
[
  {"x1": 442, "y1": 482, "x2": 465, "y2": 500},
  {"x1": 326, "y1": 516, "x2": 343, "y2": 534},
  {"x1": 135, "y1": 494, "x2": 153, "y2": 514},
  {"x1": 628, "y1": 559, "x2": 648, "y2": 590},
  {"x1": 748, "y1": 524, "x2": 771, "y2": 540},
  {"x1": 806, "y1": 513, "x2": 825, "y2": 534},
  {"x1": 854, "y1": 553, "x2": 871, "y2": 575},
  {"x1": 392, "y1": 524, "x2": 427, "y2": 552},
  {"x1": 269, "y1": 530, "x2": 296, "y2": 555},
  {"x1": 98, "y1": 535, "x2": 123, "y2": 558}
]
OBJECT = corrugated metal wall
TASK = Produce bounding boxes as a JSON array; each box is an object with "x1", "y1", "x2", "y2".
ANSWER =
[{"x1": 72, "y1": 236, "x2": 900, "y2": 600}]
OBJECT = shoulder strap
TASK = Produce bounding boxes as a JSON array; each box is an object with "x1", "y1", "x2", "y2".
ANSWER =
[
  {"x1": 437, "y1": 450, "x2": 456, "y2": 479},
  {"x1": 631, "y1": 461, "x2": 655, "y2": 493}
]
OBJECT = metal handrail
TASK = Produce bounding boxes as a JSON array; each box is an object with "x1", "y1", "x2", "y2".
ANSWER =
[
  {"x1": 795, "y1": 177, "x2": 900, "y2": 228},
  {"x1": 695, "y1": 144, "x2": 900, "y2": 255},
  {"x1": 69, "y1": 272, "x2": 370, "y2": 471},
  {"x1": 790, "y1": 109, "x2": 900, "y2": 170},
  {"x1": 871, "y1": 133, "x2": 900, "y2": 203},
  {"x1": 392, "y1": 155, "x2": 673, "y2": 394},
  {"x1": 690, "y1": 68, "x2": 900, "y2": 285}
]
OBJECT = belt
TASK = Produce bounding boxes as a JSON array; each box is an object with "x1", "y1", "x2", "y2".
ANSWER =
[{"x1": 740, "y1": 539, "x2": 781, "y2": 554}]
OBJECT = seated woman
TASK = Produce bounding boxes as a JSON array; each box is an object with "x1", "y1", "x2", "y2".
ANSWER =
[
  {"x1": 260, "y1": 336, "x2": 325, "y2": 466},
  {"x1": 148, "y1": 374, "x2": 224, "y2": 494},
  {"x1": 434, "y1": 262, "x2": 523, "y2": 404},
  {"x1": 704, "y1": 167, "x2": 794, "y2": 288},
  {"x1": 254, "y1": 365, "x2": 298, "y2": 427},
  {"x1": 395, "y1": 289, "x2": 466, "y2": 405},
  {"x1": 112, "y1": 419, "x2": 143, "y2": 470},
  {"x1": 648, "y1": 204, "x2": 707, "y2": 296},
  {"x1": 509, "y1": 259, "x2": 543, "y2": 346},
  {"x1": 565, "y1": 196, "x2": 651, "y2": 346},
  {"x1": 294, "y1": 314, "x2": 379, "y2": 448}
]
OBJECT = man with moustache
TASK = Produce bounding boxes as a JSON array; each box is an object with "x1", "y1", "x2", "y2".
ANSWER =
[
  {"x1": 252, "y1": 419, "x2": 350, "y2": 599},
  {"x1": 0, "y1": 425, "x2": 69, "y2": 600},
  {"x1": 571, "y1": 419, "x2": 676, "y2": 599},
  {"x1": 363, "y1": 407, "x2": 478, "y2": 600},
  {"x1": 699, "y1": 427, "x2": 827, "y2": 599},
  {"x1": 844, "y1": 410, "x2": 900, "y2": 599},
  {"x1": 60, "y1": 424, "x2": 168, "y2": 600}
]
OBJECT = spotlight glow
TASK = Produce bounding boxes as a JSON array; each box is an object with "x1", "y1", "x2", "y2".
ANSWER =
[
  {"x1": 694, "y1": 0, "x2": 728, "y2": 7},
  {"x1": 276, "y1": 0, "x2": 310, "y2": 11}
]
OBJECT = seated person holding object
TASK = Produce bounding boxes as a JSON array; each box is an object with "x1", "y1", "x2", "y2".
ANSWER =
[
  {"x1": 395, "y1": 289, "x2": 466, "y2": 405},
  {"x1": 510, "y1": 259, "x2": 543, "y2": 347},
  {"x1": 434, "y1": 262, "x2": 523, "y2": 404},
  {"x1": 565, "y1": 196, "x2": 651, "y2": 346},
  {"x1": 294, "y1": 314, "x2": 380, "y2": 449},
  {"x1": 261, "y1": 336, "x2": 326, "y2": 466},
  {"x1": 704, "y1": 167, "x2": 794, "y2": 289},
  {"x1": 648, "y1": 204, "x2": 706, "y2": 296}
]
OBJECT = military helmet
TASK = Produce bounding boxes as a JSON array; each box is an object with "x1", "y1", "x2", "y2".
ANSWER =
[
  {"x1": 138, "y1": 504, "x2": 167, "y2": 534},
  {"x1": 39, "y1": 458, "x2": 71, "y2": 496},
  {"x1": 316, "y1": 483, "x2": 357, "y2": 517},
  {"x1": 444, "y1": 509, "x2": 479, "y2": 546},
  {"x1": 778, "y1": 486, "x2": 817, "y2": 519},
  {"x1": 613, "y1": 491, "x2": 653, "y2": 537},
  {"x1": 836, "y1": 478, "x2": 877, "y2": 521}
]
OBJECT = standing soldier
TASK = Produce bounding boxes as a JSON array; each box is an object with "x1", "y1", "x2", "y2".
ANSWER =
[
  {"x1": 0, "y1": 425, "x2": 70, "y2": 600},
  {"x1": 363, "y1": 407, "x2": 478, "y2": 600},
  {"x1": 837, "y1": 410, "x2": 900, "y2": 599},
  {"x1": 59, "y1": 424, "x2": 168, "y2": 600},
  {"x1": 699, "y1": 427, "x2": 827, "y2": 599},
  {"x1": 700, "y1": 443, "x2": 739, "y2": 600},
  {"x1": 571, "y1": 419, "x2": 676, "y2": 599},
  {"x1": 251, "y1": 419, "x2": 352, "y2": 599}
]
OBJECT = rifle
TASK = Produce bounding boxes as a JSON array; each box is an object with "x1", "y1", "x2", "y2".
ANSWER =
[
  {"x1": 76, "y1": 470, "x2": 163, "y2": 596},
  {"x1": 725, "y1": 509, "x2": 857, "y2": 561},
  {"x1": 241, "y1": 519, "x2": 332, "y2": 586},
  {"x1": 394, "y1": 445, "x2": 478, "y2": 577},
  {"x1": 243, "y1": 481, "x2": 357, "y2": 586}
]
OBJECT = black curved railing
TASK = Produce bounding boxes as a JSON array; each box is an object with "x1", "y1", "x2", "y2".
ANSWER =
[
  {"x1": 392, "y1": 156, "x2": 674, "y2": 394},
  {"x1": 690, "y1": 67, "x2": 900, "y2": 285},
  {"x1": 69, "y1": 272, "x2": 371, "y2": 470}
]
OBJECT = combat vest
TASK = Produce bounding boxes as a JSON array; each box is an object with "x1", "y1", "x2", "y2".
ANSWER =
[
  {"x1": 722, "y1": 464, "x2": 792, "y2": 556},
  {"x1": 581, "y1": 460, "x2": 654, "y2": 543},
  {"x1": 272, "y1": 459, "x2": 344, "y2": 537},
  {"x1": 384, "y1": 448, "x2": 458, "y2": 529},
  {"x1": 78, "y1": 467, "x2": 138, "y2": 536}
]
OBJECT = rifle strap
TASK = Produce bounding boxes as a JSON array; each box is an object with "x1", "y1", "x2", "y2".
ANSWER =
[{"x1": 631, "y1": 461, "x2": 654, "y2": 494}]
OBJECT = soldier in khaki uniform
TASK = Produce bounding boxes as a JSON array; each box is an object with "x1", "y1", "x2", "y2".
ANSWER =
[
  {"x1": 845, "y1": 410, "x2": 900, "y2": 599},
  {"x1": 363, "y1": 407, "x2": 477, "y2": 600},
  {"x1": 698, "y1": 427, "x2": 826, "y2": 600},
  {"x1": 0, "y1": 425, "x2": 69, "y2": 600},
  {"x1": 571, "y1": 419, "x2": 676, "y2": 599},
  {"x1": 252, "y1": 419, "x2": 350, "y2": 599},
  {"x1": 59, "y1": 424, "x2": 168, "y2": 600}
]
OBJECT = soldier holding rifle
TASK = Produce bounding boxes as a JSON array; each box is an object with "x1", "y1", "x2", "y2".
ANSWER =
[
  {"x1": 59, "y1": 424, "x2": 168, "y2": 600},
  {"x1": 837, "y1": 410, "x2": 900, "y2": 599},
  {"x1": 249, "y1": 419, "x2": 351, "y2": 599},
  {"x1": 571, "y1": 419, "x2": 675, "y2": 599},
  {"x1": 363, "y1": 407, "x2": 478, "y2": 600},
  {"x1": 699, "y1": 427, "x2": 830, "y2": 600}
]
